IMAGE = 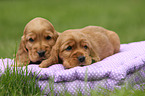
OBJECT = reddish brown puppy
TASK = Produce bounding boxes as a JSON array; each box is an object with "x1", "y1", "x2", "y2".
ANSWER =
[
  {"x1": 39, "y1": 26, "x2": 120, "y2": 68},
  {"x1": 15, "y1": 17, "x2": 59, "y2": 66}
]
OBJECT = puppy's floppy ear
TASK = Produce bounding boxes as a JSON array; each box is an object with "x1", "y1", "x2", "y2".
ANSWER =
[
  {"x1": 39, "y1": 42, "x2": 59, "y2": 68},
  {"x1": 48, "y1": 21, "x2": 59, "y2": 41},
  {"x1": 90, "y1": 46, "x2": 100, "y2": 62},
  {"x1": 15, "y1": 36, "x2": 30, "y2": 66},
  {"x1": 49, "y1": 43, "x2": 59, "y2": 64},
  {"x1": 53, "y1": 31, "x2": 59, "y2": 41}
]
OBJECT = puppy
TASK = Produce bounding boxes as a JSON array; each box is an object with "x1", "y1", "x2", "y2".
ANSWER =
[
  {"x1": 15, "y1": 17, "x2": 59, "y2": 66},
  {"x1": 39, "y1": 26, "x2": 120, "y2": 68}
]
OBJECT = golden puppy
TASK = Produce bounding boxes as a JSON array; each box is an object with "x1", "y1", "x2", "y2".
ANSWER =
[
  {"x1": 39, "y1": 26, "x2": 120, "y2": 68},
  {"x1": 15, "y1": 17, "x2": 59, "y2": 66}
]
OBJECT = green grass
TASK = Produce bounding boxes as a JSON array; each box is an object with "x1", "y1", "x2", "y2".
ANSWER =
[
  {"x1": 0, "y1": 0, "x2": 145, "y2": 95},
  {"x1": 0, "y1": 64, "x2": 42, "y2": 96}
]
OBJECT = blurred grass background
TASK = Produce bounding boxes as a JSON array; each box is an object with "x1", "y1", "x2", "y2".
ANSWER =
[{"x1": 0, "y1": 0, "x2": 145, "y2": 58}]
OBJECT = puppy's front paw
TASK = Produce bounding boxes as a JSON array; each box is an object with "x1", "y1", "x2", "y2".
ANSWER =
[
  {"x1": 39, "y1": 60, "x2": 49, "y2": 68},
  {"x1": 39, "y1": 64, "x2": 47, "y2": 68}
]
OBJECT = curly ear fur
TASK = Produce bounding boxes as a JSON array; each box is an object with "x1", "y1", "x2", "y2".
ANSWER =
[
  {"x1": 39, "y1": 43, "x2": 59, "y2": 68},
  {"x1": 15, "y1": 36, "x2": 30, "y2": 66},
  {"x1": 90, "y1": 47, "x2": 100, "y2": 62}
]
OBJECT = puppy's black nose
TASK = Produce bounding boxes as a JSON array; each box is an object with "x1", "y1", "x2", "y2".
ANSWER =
[
  {"x1": 37, "y1": 50, "x2": 45, "y2": 57},
  {"x1": 78, "y1": 56, "x2": 85, "y2": 62}
]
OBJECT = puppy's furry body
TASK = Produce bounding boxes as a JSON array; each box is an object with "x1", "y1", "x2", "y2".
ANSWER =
[
  {"x1": 39, "y1": 26, "x2": 120, "y2": 68},
  {"x1": 16, "y1": 17, "x2": 59, "y2": 66}
]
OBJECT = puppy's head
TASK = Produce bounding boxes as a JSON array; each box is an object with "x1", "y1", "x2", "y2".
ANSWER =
[
  {"x1": 52, "y1": 29, "x2": 94, "y2": 68},
  {"x1": 16, "y1": 17, "x2": 58, "y2": 65}
]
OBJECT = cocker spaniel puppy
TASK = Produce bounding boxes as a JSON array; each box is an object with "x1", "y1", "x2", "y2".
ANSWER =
[
  {"x1": 15, "y1": 17, "x2": 59, "y2": 66},
  {"x1": 39, "y1": 26, "x2": 120, "y2": 68}
]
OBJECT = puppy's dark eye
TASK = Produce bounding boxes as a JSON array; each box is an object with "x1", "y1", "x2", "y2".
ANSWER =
[
  {"x1": 84, "y1": 45, "x2": 88, "y2": 49},
  {"x1": 29, "y1": 38, "x2": 34, "y2": 42},
  {"x1": 66, "y1": 46, "x2": 72, "y2": 51},
  {"x1": 46, "y1": 36, "x2": 51, "y2": 40}
]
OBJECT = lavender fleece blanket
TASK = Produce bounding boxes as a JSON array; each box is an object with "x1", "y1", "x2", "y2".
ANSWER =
[{"x1": 0, "y1": 41, "x2": 145, "y2": 95}]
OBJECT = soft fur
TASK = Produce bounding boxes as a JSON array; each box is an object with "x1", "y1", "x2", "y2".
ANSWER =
[
  {"x1": 39, "y1": 26, "x2": 120, "y2": 68},
  {"x1": 15, "y1": 17, "x2": 59, "y2": 66}
]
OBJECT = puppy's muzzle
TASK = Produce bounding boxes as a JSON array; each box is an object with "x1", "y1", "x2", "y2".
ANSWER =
[
  {"x1": 78, "y1": 56, "x2": 85, "y2": 63},
  {"x1": 37, "y1": 50, "x2": 46, "y2": 57}
]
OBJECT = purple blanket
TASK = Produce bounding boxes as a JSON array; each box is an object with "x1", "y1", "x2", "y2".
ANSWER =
[{"x1": 0, "y1": 41, "x2": 145, "y2": 95}]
